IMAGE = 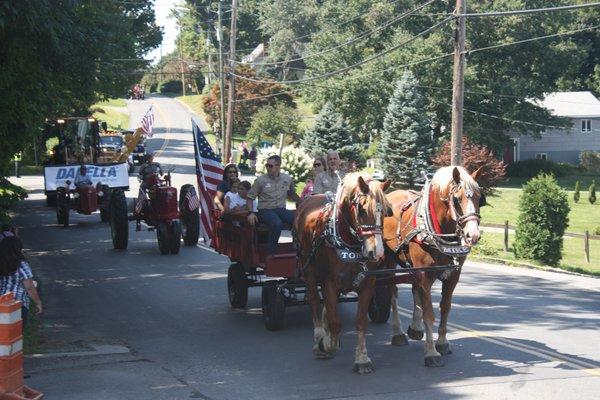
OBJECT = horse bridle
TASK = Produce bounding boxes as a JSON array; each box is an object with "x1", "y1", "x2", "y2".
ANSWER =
[
  {"x1": 348, "y1": 192, "x2": 383, "y2": 240},
  {"x1": 443, "y1": 183, "x2": 481, "y2": 228}
]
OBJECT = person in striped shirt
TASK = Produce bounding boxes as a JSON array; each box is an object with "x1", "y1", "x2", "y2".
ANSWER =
[{"x1": 0, "y1": 236, "x2": 43, "y2": 326}]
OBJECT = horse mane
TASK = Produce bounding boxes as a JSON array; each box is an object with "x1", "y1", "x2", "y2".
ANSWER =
[
  {"x1": 341, "y1": 172, "x2": 391, "y2": 215},
  {"x1": 431, "y1": 166, "x2": 479, "y2": 194}
]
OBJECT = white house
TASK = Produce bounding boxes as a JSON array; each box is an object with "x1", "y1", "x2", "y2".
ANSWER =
[
  {"x1": 506, "y1": 91, "x2": 600, "y2": 165},
  {"x1": 241, "y1": 43, "x2": 266, "y2": 67}
]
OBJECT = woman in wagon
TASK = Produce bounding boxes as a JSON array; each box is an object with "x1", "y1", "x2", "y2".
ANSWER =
[
  {"x1": 300, "y1": 155, "x2": 326, "y2": 199},
  {"x1": 214, "y1": 163, "x2": 239, "y2": 212},
  {"x1": 312, "y1": 150, "x2": 345, "y2": 195},
  {"x1": 246, "y1": 155, "x2": 301, "y2": 255}
]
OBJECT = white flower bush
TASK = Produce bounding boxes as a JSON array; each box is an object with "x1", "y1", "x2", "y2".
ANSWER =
[{"x1": 256, "y1": 145, "x2": 312, "y2": 182}]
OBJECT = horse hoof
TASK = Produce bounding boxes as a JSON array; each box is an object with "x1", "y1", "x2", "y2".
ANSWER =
[
  {"x1": 313, "y1": 338, "x2": 334, "y2": 359},
  {"x1": 424, "y1": 355, "x2": 445, "y2": 368},
  {"x1": 435, "y1": 342, "x2": 452, "y2": 355},
  {"x1": 407, "y1": 326, "x2": 424, "y2": 341},
  {"x1": 353, "y1": 362, "x2": 375, "y2": 374},
  {"x1": 391, "y1": 333, "x2": 409, "y2": 346}
]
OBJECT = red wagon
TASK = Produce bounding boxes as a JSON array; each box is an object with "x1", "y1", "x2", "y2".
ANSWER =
[{"x1": 212, "y1": 212, "x2": 432, "y2": 331}]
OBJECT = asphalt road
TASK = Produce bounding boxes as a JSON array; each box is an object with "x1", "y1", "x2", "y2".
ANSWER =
[{"x1": 12, "y1": 96, "x2": 600, "y2": 399}]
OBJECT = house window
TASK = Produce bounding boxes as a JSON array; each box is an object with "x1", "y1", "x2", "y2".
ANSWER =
[
  {"x1": 581, "y1": 119, "x2": 592, "y2": 132},
  {"x1": 536, "y1": 153, "x2": 548, "y2": 160}
]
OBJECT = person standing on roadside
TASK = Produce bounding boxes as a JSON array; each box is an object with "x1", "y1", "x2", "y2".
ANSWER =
[
  {"x1": 246, "y1": 155, "x2": 301, "y2": 254},
  {"x1": 313, "y1": 150, "x2": 345, "y2": 195},
  {"x1": 0, "y1": 236, "x2": 43, "y2": 326}
]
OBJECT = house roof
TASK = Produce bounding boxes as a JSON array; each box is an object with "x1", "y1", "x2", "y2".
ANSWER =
[{"x1": 536, "y1": 91, "x2": 600, "y2": 118}]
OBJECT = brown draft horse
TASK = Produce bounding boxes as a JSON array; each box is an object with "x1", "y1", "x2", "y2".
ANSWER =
[
  {"x1": 383, "y1": 166, "x2": 483, "y2": 367},
  {"x1": 294, "y1": 173, "x2": 392, "y2": 374}
]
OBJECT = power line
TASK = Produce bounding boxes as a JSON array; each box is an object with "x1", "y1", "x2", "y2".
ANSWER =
[
  {"x1": 231, "y1": 0, "x2": 437, "y2": 68},
  {"x1": 463, "y1": 108, "x2": 566, "y2": 129},
  {"x1": 467, "y1": 24, "x2": 600, "y2": 55},
  {"x1": 461, "y1": 2, "x2": 600, "y2": 18},
  {"x1": 230, "y1": 16, "x2": 453, "y2": 85}
]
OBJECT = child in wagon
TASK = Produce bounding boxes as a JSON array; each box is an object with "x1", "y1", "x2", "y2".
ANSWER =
[{"x1": 224, "y1": 179, "x2": 256, "y2": 215}]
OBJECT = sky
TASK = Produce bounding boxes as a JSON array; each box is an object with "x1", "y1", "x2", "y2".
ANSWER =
[{"x1": 146, "y1": 0, "x2": 183, "y2": 64}]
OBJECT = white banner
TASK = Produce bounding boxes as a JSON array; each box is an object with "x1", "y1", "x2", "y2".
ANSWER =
[{"x1": 44, "y1": 163, "x2": 129, "y2": 191}]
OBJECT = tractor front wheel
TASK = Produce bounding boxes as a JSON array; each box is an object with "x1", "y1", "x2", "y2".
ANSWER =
[
  {"x1": 157, "y1": 222, "x2": 171, "y2": 255},
  {"x1": 179, "y1": 184, "x2": 200, "y2": 246},
  {"x1": 110, "y1": 189, "x2": 129, "y2": 250},
  {"x1": 169, "y1": 220, "x2": 181, "y2": 254}
]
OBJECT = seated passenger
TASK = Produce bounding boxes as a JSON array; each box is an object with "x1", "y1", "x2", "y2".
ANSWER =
[
  {"x1": 138, "y1": 153, "x2": 162, "y2": 190},
  {"x1": 246, "y1": 155, "x2": 301, "y2": 255},
  {"x1": 74, "y1": 165, "x2": 92, "y2": 188},
  {"x1": 214, "y1": 164, "x2": 239, "y2": 212},
  {"x1": 313, "y1": 150, "x2": 345, "y2": 195},
  {"x1": 223, "y1": 178, "x2": 243, "y2": 213}
]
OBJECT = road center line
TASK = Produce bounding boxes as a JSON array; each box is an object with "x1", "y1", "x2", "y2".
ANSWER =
[{"x1": 153, "y1": 101, "x2": 171, "y2": 158}]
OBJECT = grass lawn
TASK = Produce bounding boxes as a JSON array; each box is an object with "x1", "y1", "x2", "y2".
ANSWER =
[
  {"x1": 473, "y1": 232, "x2": 600, "y2": 276},
  {"x1": 499, "y1": 174, "x2": 599, "y2": 190},
  {"x1": 90, "y1": 98, "x2": 129, "y2": 130},
  {"x1": 482, "y1": 188, "x2": 600, "y2": 234},
  {"x1": 295, "y1": 98, "x2": 316, "y2": 131}
]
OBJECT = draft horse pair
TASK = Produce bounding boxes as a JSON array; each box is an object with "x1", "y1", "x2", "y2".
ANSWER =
[{"x1": 294, "y1": 166, "x2": 484, "y2": 373}]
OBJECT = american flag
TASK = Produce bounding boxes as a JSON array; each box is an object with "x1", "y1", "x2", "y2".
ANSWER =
[
  {"x1": 141, "y1": 106, "x2": 154, "y2": 137},
  {"x1": 192, "y1": 119, "x2": 223, "y2": 245},
  {"x1": 184, "y1": 187, "x2": 200, "y2": 212}
]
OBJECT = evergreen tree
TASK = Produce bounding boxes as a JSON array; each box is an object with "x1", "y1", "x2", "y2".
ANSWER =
[
  {"x1": 574, "y1": 181, "x2": 580, "y2": 203},
  {"x1": 378, "y1": 71, "x2": 434, "y2": 187},
  {"x1": 589, "y1": 180, "x2": 597, "y2": 204},
  {"x1": 301, "y1": 102, "x2": 361, "y2": 162}
]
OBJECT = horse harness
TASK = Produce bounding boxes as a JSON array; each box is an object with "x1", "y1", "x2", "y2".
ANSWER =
[{"x1": 392, "y1": 177, "x2": 480, "y2": 264}]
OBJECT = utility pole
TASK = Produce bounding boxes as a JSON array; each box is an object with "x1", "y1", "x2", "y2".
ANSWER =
[
  {"x1": 450, "y1": 0, "x2": 467, "y2": 166},
  {"x1": 179, "y1": 31, "x2": 186, "y2": 97},
  {"x1": 206, "y1": 30, "x2": 212, "y2": 87},
  {"x1": 224, "y1": 0, "x2": 238, "y2": 163},
  {"x1": 217, "y1": 0, "x2": 226, "y2": 156}
]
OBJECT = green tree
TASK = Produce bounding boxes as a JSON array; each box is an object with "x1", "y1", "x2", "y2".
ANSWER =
[
  {"x1": 574, "y1": 181, "x2": 581, "y2": 203},
  {"x1": 378, "y1": 71, "x2": 434, "y2": 188},
  {"x1": 302, "y1": 102, "x2": 361, "y2": 162},
  {"x1": 589, "y1": 180, "x2": 597, "y2": 204},
  {"x1": 247, "y1": 103, "x2": 302, "y2": 145},
  {"x1": 514, "y1": 174, "x2": 570, "y2": 266}
]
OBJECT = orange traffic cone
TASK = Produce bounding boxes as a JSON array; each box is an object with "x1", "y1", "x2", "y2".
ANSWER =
[{"x1": 0, "y1": 293, "x2": 42, "y2": 400}]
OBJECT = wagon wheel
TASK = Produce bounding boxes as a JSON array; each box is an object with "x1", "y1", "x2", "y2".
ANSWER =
[
  {"x1": 262, "y1": 283, "x2": 285, "y2": 331},
  {"x1": 157, "y1": 222, "x2": 171, "y2": 255},
  {"x1": 368, "y1": 285, "x2": 392, "y2": 324},
  {"x1": 227, "y1": 263, "x2": 248, "y2": 308}
]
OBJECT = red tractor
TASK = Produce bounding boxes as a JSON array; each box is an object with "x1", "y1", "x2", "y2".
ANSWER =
[
  {"x1": 55, "y1": 181, "x2": 110, "y2": 227},
  {"x1": 109, "y1": 171, "x2": 200, "y2": 254}
]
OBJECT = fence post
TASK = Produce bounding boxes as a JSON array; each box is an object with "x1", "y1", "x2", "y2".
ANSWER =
[
  {"x1": 585, "y1": 230, "x2": 590, "y2": 263},
  {"x1": 504, "y1": 220, "x2": 509, "y2": 252}
]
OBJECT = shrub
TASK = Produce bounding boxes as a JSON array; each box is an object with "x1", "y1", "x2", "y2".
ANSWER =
[
  {"x1": 471, "y1": 237, "x2": 499, "y2": 257},
  {"x1": 594, "y1": 226, "x2": 600, "y2": 236},
  {"x1": 574, "y1": 181, "x2": 580, "y2": 203},
  {"x1": 433, "y1": 136, "x2": 506, "y2": 194},
  {"x1": 579, "y1": 151, "x2": 600, "y2": 172},
  {"x1": 514, "y1": 174, "x2": 570, "y2": 266},
  {"x1": 255, "y1": 145, "x2": 312, "y2": 183},
  {"x1": 149, "y1": 82, "x2": 158, "y2": 93},
  {"x1": 506, "y1": 159, "x2": 571, "y2": 178},
  {"x1": 0, "y1": 178, "x2": 27, "y2": 225},
  {"x1": 589, "y1": 180, "x2": 597, "y2": 204}
]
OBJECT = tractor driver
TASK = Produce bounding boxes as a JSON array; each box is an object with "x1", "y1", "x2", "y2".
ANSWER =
[
  {"x1": 246, "y1": 155, "x2": 301, "y2": 255},
  {"x1": 74, "y1": 165, "x2": 92, "y2": 188},
  {"x1": 138, "y1": 153, "x2": 162, "y2": 191}
]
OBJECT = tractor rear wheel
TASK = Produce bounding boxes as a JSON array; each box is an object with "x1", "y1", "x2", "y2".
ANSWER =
[
  {"x1": 169, "y1": 220, "x2": 181, "y2": 254},
  {"x1": 368, "y1": 285, "x2": 392, "y2": 324},
  {"x1": 179, "y1": 184, "x2": 200, "y2": 246},
  {"x1": 157, "y1": 222, "x2": 171, "y2": 255},
  {"x1": 56, "y1": 188, "x2": 69, "y2": 227},
  {"x1": 110, "y1": 189, "x2": 129, "y2": 250},
  {"x1": 99, "y1": 185, "x2": 109, "y2": 222}
]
